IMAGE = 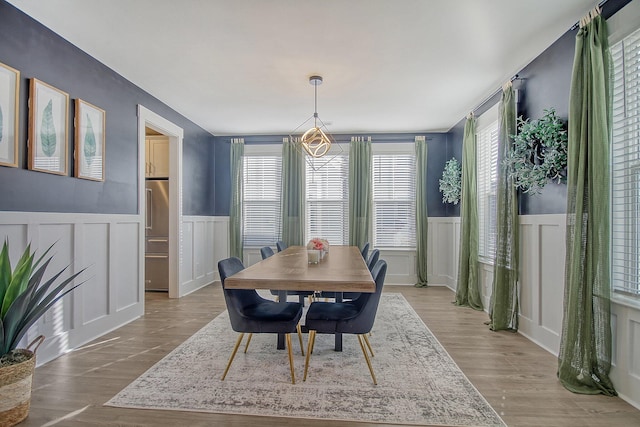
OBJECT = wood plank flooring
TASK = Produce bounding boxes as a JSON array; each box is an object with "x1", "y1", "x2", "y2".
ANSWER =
[{"x1": 21, "y1": 285, "x2": 640, "y2": 427}]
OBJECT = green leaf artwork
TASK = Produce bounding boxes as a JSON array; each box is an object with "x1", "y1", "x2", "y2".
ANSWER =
[
  {"x1": 40, "y1": 99, "x2": 57, "y2": 157},
  {"x1": 0, "y1": 103, "x2": 4, "y2": 144},
  {"x1": 83, "y1": 113, "x2": 96, "y2": 166}
]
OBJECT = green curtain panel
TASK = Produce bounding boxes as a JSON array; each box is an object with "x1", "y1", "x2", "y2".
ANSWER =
[
  {"x1": 455, "y1": 116, "x2": 483, "y2": 310},
  {"x1": 456, "y1": 114, "x2": 484, "y2": 310},
  {"x1": 489, "y1": 83, "x2": 519, "y2": 331},
  {"x1": 229, "y1": 138, "x2": 244, "y2": 260},
  {"x1": 558, "y1": 11, "x2": 616, "y2": 396},
  {"x1": 348, "y1": 136, "x2": 372, "y2": 248},
  {"x1": 415, "y1": 136, "x2": 429, "y2": 287},
  {"x1": 281, "y1": 137, "x2": 305, "y2": 247}
]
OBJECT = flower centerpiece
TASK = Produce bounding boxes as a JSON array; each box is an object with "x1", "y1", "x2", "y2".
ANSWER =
[
  {"x1": 307, "y1": 238, "x2": 329, "y2": 253},
  {"x1": 306, "y1": 238, "x2": 329, "y2": 263}
]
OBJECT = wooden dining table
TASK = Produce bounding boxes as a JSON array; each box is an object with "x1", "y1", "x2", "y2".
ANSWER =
[{"x1": 224, "y1": 245, "x2": 375, "y2": 351}]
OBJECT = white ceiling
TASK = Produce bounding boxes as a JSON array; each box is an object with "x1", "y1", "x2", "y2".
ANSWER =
[{"x1": 8, "y1": 0, "x2": 597, "y2": 135}]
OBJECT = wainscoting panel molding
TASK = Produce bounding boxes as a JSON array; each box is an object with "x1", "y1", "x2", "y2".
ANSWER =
[
  {"x1": 1, "y1": 212, "x2": 144, "y2": 366},
  {"x1": 181, "y1": 216, "x2": 217, "y2": 295}
]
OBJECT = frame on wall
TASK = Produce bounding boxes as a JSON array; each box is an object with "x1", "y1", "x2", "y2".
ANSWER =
[
  {"x1": 0, "y1": 61, "x2": 20, "y2": 168},
  {"x1": 28, "y1": 78, "x2": 69, "y2": 175},
  {"x1": 74, "y1": 99, "x2": 105, "y2": 181}
]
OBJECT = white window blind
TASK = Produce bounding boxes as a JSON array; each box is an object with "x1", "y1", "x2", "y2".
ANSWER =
[
  {"x1": 372, "y1": 148, "x2": 416, "y2": 248},
  {"x1": 611, "y1": 27, "x2": 640, "y2": 297},
  {"x1": 476, "y1": 107, "x2": 499, "y2": 262},
  {"x1": 242, "y1": 150, "x2": 282, "y2": 247},
  {"x1": 306, "y1": 154, "x2": 349, "y2": 245}
]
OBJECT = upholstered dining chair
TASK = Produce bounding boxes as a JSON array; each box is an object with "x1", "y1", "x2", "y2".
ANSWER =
[
  {"x1": 367, "y1": 249, "x2": 380, "y2": 272},
  {"x1": 360, "y1": 242, "x2": 370, "y2": 260},
  {"x1": 320, "y1": 249, "x2": 380, "y2": 302},
  {"x1": 217, "y1": 257, "x2": 304, "y2": 384},
  {"x1": 261, "y1": 246, "x2": 314, "y2": 306},
  {"x1": 303, "y1": 259, "x2": 387, "y2": 385},
  {"x1": 260, "y1": 246, "x2": 275, "y2": 259},
  {"x1": 276, "y1": 240, "x2": 287, "y2": 252}
]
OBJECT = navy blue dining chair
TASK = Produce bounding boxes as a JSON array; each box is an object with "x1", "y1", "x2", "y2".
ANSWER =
[
  {"x1": 261, "y1": 246, "x2": 314, "y2": 306},
  {"x1": 319, "y1": 248, "x2": 380, "y2": 302},
  {"x1": 367, "y1": 248, "x2": 380, "y2": 271},
  {"x1": 360, "y1": 242, "x2": 370, "y2": 260},
  {"x1": 303, "y1": 259, "x2": 387, "y2": 385},
  {"x1": 276, "y1": 240, "x2": 287, "y2": 252},
  {"x1": 218, "y1": 257, "x2": 304, "y2": 384},
  {"x1": 260, "y1": 246, "x2": 275, "y2": 259}
]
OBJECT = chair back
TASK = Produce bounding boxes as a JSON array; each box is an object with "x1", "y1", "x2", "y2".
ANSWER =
[
  {"x1": 217, "y1": 257, "x2": 263, "y2": 331},
  {"x1": 276, "y1": 240, "x2": 287, "y2": 252},
  {"x1": 367, "y1": 249, "x2": 380, "y2": 271},
  {"x1": 260, "y1": 246, "x2": 275, "y2": 259},
  {"x1": 349, "y1": 259, "x2": 387, "y2": 333},
  {"x1": 360, "y1": 242, "x2": 370, "y2": 260}
]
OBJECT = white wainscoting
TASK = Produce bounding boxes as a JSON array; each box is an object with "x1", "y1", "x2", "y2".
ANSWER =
[
  {"x1": 611, "y1": 298, "x2": 640, "y2": 409},
  {"x1": 0, "y1": 211, "x2": 144, "y2": 366},
  {"x1": 180, "y1": 216, "x2": 218, "y2": 295}
]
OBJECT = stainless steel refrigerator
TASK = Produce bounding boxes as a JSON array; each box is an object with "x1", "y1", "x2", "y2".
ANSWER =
[{"x1": 145, "y1": 179, "x2": 169, "y2": 291}]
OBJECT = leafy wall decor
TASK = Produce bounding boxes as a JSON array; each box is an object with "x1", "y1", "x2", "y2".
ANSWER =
[
  {"x1": 439, "y1": 157, "x2": 462, "y2": 204},
  {"x1": 28, "y1": 78, "x2": 69, "y2": 175},
  {"x1": 74, "y1": 98, "x2": 105, "y2": 181},
  {"x1": 83, "y1": 113, "x2": 96, "y2": 166},
  {"x1": 40, "y1": 99, "x2": 57, "y2": 157},
  {"x1": 503, "y1": 108, "x2": 568, "y2": 194}
]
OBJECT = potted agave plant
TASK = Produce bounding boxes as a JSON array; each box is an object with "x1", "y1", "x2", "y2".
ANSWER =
[{"x1": 0, "y1": 240, "x2": 85, "y2": 427}]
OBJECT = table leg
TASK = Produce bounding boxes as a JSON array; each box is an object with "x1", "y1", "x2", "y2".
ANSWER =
[
  {"x1": 335, "y1": 292, "x2": 343, "y2": 352},
  {"x1": 277, "y1": 290, "x2": 287, "y2": 350}
]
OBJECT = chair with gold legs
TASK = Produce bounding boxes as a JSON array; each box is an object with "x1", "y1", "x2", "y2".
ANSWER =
[
  {"x1": 218, "y1": 257, "x2": 304, "y2": 384},
  {"x1": 303, "y1": 259, "x2": 387, "y2": 385}
]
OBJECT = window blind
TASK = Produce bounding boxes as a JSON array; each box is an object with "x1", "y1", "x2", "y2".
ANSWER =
[
  {"x1": 306, "y1": 155, "x2": 349, "y2": 245},
  {"x1": 243, "y1": 154, "x2": 282, "y2": 247},
  {"x1": 611, "y1": 27, "x2": 640, "y2": 296},
  {"x1": 476, "y1": 111, "x2": 499, "y2": 262},
  {"x1": 372, "y1": 152, "x2": 416, "y2": 248}
]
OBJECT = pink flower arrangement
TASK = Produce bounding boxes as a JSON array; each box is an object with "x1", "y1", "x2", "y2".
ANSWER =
[{"x1": 307, "y1": 238, "x2": 329, "y2": 252}]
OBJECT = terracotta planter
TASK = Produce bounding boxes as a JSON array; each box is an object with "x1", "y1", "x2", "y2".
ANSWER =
[{"x1": 0, "y1": 336, "x2": 44, "y2": 427}]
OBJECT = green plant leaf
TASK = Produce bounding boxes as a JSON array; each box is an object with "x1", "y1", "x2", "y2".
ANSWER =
[
  {"x1": 40, "y1": 99, "x2": 57, "y2": 157},
  {"x1": 10, "y1": 271, "x2": 86, "y2": 353},
  {"x1": 83, "y1": 113, "x2": 96, "y2": 166},
  {"x1": 0, "y1": 242, "x2": 12, "y2": 310},
  {"x1": 1, "y1": 258, "x2": 51, "y2": 354},
  {"x1": 1, "y1": 248, "x2": 34, "y2": 318}
]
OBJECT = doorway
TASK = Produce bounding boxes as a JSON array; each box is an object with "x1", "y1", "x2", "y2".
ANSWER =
[{"x1": 138, "y1": 105, "x2": 183, "y2": 299}]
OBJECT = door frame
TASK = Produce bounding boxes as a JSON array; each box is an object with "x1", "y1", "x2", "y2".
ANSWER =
[{"x1": 138, "y1": 105, "x2": 183, "y2": 298}]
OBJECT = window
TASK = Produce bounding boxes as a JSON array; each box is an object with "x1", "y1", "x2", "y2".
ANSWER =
[
  {"x1": 476, "y1": 105, "x2": 499, "y2": 262},
  {"x1": 611, "y1": 27, "x2": 640, "y2": 296},
  {"x1": 372, "y1": 144, "x2": 416, "y2": 248},
  {"x1": 242, "y1": 146, "x2": 282, "y2": 247},
  {"x1": 306, "y1": 152, "x2": 349, "y2": 245}
]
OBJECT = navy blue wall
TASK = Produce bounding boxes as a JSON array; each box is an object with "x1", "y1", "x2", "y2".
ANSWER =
[
  {"x1": 213, "y1": 132, "x2": 450, "y2": 217},
  {"x1": 0, "y1": 1, "x2": 214, "y2": 215},
  {"x1": 446, "y1": 0, "x2": 631, "y2": 216}
]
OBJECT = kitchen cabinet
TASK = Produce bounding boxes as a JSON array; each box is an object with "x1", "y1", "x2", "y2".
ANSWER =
[{"x1": 145, "y1": 136, "x2": 169, "y2": 178}]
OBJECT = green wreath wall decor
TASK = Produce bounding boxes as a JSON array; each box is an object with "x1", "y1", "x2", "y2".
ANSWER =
[
  {"x1": 504, "y1": 108, "x2": 568, "y2": 194},
  {"x1": 439, "y1": 157, "x2": 462, "y2": 204}
]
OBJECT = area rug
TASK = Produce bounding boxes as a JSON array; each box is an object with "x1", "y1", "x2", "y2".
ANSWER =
[{"x1": 106, "y1": 293, "x2": 505, "y2": 426}]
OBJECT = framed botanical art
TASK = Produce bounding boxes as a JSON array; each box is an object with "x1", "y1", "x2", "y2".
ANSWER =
[
  {"x1": 74, "y1": 99, "x2": 105, "y2": 181},
  {"x1": 0, "y1": 61, "x2": 19, "y2": 167},
  {"x1": 28, "y1": 78, "x2": 69, "y2": 175}
]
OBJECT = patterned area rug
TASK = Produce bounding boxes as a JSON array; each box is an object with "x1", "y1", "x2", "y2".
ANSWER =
[{"x1": 106, "y1": 293, "x2": 505, "y2": 426}]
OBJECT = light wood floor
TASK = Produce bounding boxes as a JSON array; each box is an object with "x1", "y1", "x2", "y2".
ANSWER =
[{"x1": 22, "y1": 285, "x2": 640, "y2": 427}]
